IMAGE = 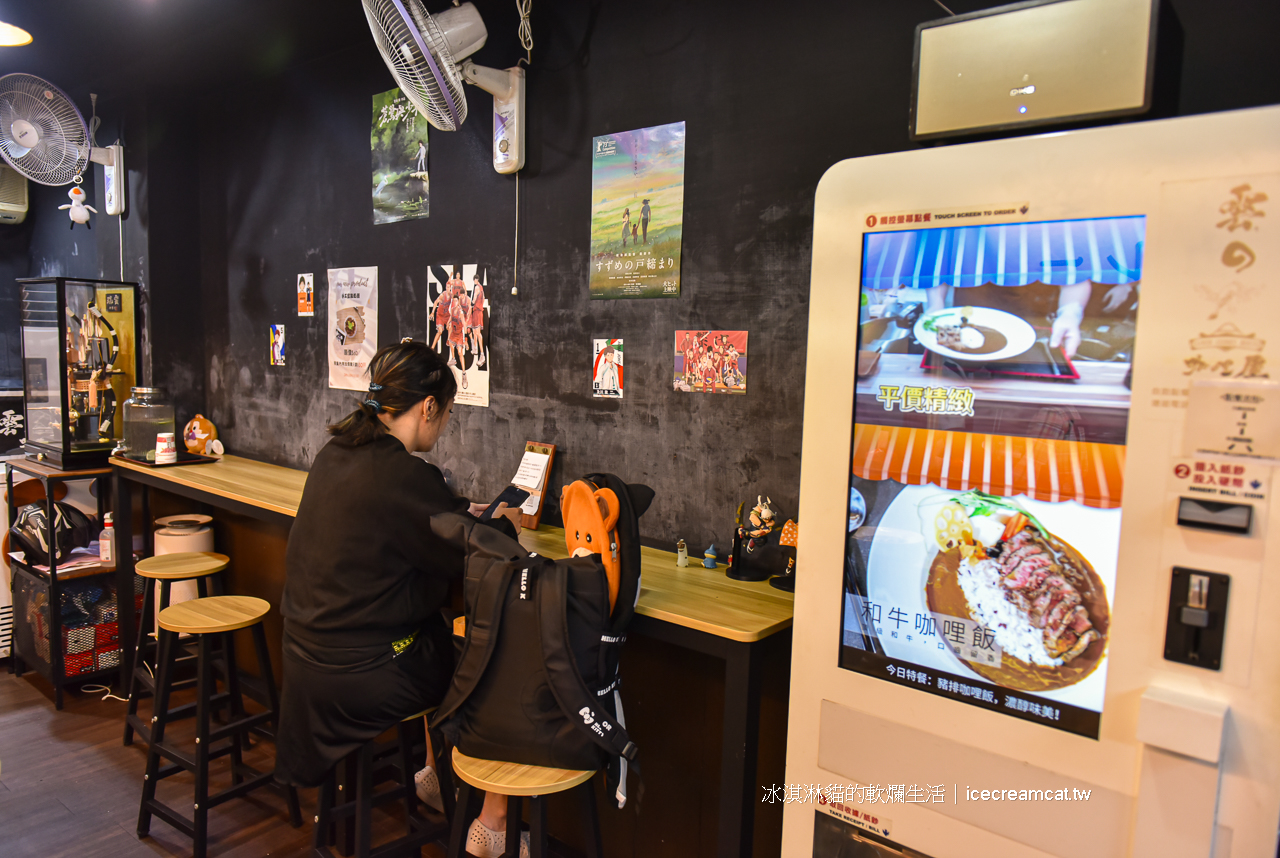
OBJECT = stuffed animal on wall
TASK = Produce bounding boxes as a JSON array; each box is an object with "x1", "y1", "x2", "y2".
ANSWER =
[{"x1": 58, "y1": 186, "x2": 96, "y2": 229}]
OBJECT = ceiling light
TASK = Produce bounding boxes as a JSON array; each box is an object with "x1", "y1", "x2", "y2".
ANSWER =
[{"x1": 0, "y1": 22, "x2": 33, "y2": 47}]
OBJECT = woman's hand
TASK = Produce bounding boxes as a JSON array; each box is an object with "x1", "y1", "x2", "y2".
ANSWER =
[
  {"x1": 468, "y1": 502, "x2": 489, "y2": 518},
  {"x1": 491, "y1": 502, "x2": 522, "y2": 533}
]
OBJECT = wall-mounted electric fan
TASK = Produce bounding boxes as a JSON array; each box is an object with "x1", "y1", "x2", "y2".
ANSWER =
[
  {"x1": 363, "y1": 0, "x2": 526, "y2": 174},
  {"x1": 0, "y1": 73, "x2": 125, "y2": 216}
]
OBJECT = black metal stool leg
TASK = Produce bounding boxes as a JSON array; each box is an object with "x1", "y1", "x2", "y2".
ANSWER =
[
  {"x1": 579, "y1": 779, "x2": 603, "y2": 858},
  {"x1": 137, "y1": 627, "x2": 177, "y2": 837},
  {"x1": 192, "y1": 633, "x2": 213, "y2": 858},
  {"x1": 355, "y1": 742, "x2": 376, "y2": 858},
  {"x1": 447, "y1": 779, "x2": 481, "y2": 858},
  {"x1": 529, "y1": 795, "x2": 547, "y2": 858},
  {"x1": 397, "y1": 721, "x2": 419, "y2": 822},
  {"x1": 221, "y1": 630, "x2": 246, "y2": 786},
  {"x1": 503, "y1": 794, "x2": 521, "y2": 858},
  {"x1": 123, "y1": 574, "x2": 156, "y2": 746}
]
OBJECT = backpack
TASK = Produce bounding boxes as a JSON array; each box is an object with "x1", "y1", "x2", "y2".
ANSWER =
[
  {"x1": 432, "y1": 473, "x2": 654, "y2": 808},
  {"x1": 9, "y1": 501, "x2": 96, "y2": 566}
]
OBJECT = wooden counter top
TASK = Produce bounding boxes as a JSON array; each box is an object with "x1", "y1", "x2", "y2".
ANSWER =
[
  {"x1": 520, "y1": 526, "x2": 793, "y2": 643},
  {"x1": 114, "y1": 455, "x2": 793, "y2": 642},
  {"x1": 112, "y1": 454, "x2": 307, "y2": 518}
]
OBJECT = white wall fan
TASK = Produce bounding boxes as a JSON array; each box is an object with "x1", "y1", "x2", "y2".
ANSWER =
[
  {"x1": 0, "y1": 73, "x2": 124, "y2": 220},
  {"x1": 363, "y1": 0, "x2": 526, "y2": 174}
]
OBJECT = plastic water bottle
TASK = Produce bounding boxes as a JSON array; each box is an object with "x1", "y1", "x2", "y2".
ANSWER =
[{"x1": 99, "y1": 513, "x2": 114, "y2": 565}]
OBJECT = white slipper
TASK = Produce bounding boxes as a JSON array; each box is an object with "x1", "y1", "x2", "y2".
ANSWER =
[
  {"x1": 466, "y1": 818, "x2": 530, "y2": 858},
  {"x1": 413, "y1": 765, "x2": 444, "y2": 814}
]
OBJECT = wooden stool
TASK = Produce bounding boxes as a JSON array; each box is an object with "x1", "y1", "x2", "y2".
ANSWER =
[
  {"x1": 137, "y1": 595, "x2": 302, "y2": 858},
  {"x1": 447, "y1": 749, "x2": 600, "y2": 858},
  {"x1": 124, "y1": 552, "x2": 230, "y2": 747},
  {"x1": 313, "y1": 707, "x2": 452, "y2": 858}
]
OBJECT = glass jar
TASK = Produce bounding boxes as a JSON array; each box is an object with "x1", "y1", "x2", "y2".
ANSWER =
[{"x1": 120, "y1": 387, "x2": 175, "y2": 461}]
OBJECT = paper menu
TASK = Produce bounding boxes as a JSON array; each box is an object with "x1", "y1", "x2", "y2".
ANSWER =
[{"x1": 512, "y1": 451, "x2": 550, "y2": 515}]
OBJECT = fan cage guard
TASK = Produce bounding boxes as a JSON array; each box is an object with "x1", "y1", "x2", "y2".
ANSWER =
[
  {"x1": 364, "y1": 0, "x2": 468, "y2": 132},
  {"x1": 0, "y1": 74, "x2": 90, "y2": 186}
]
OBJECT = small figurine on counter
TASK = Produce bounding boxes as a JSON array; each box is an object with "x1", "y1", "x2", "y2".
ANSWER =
[
  {"x1": 702, "y1": 544, "x2": 718, "y2": 569},
  {"x1": 676, "y1": 538, "x2": 689, "y2": 567},
  {"x1": 59, "y1": 185, "x2": 97, "y2": 229},
  {"x1": 739, "y1": 496, "x2": 777, "y2": 554},
  {"x1": 183, "y1": 414, "x2": 219, "y2": 455}
]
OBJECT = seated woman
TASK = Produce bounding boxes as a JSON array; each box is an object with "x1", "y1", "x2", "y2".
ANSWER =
[{"x1": 274, "y1": 340, "x2": 528, "y2": 857}]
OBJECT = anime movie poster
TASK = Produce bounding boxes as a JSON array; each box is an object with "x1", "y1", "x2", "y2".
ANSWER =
[
  {"x1": 327, "y1": 266, "x2": 378, "y2": 390},
  {"x1": 592, "y1": 338, "x2": 624, "y2": 398},
  {"x1": 296, "y1": 273, "x2": 314, "y2": 316},
  {"x1": 371, "y1": 87, "x2": 429, "y2": 225},
  {"x1": 427, "y1": 264, "x2": 490, "y2": 408},
  {"x1": 270, "y1": 325, "x2": 286, "y2": 366},
  {"x1": 589, "y1": 121, "x2": 685, "y2": 299},
  {"x1": 674, "y1": 330, "x2": 747, "y2": 394}
]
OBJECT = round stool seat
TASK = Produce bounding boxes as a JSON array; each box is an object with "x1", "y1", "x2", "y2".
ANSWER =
[
  {"x1": 451, "y1": 747, "x2": 593, "y2": 797},
  {"x1": 136, "y1": 551, "x2": 229, "y2": 580},
  {"x1": 158, "y1": 595, "x2": 269, "y2": 634}
]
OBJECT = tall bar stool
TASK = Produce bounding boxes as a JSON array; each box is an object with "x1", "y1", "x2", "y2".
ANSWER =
[
  {"x1": 447, "y1": 748, "x2": 601, "y2": 858},
  {"x1": 313, "y1": 707, "x2": 454, "y2": 858},
  {"x1": 137, "y1": 595, "x2": 301, "y2": 858},
  {"x1": 123, "y1": 551, "x2": 230, "y2": 746}
]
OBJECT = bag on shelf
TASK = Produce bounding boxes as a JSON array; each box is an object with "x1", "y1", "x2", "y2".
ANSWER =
[
  {"x1": 432, "y1": 472, "x2": 654, "y2": 809},
  {"x1": 9, "y1": 501, "x2": 97, "y2": 566}
]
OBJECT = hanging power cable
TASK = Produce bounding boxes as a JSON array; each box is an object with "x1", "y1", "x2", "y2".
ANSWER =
[{"x1": 516, "y1": 0, "x2": 533, "y2": 66}]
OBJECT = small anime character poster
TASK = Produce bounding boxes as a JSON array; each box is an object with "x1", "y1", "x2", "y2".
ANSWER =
[
  {"x1": 296, "y1": 273, "x2": 314, "y2": 316},
  {"x1": 327, "y1": 266, "x2": 378, "y2": 390},
  {"x1": 372, "y1": 87, "x2": 429, "y2": 224},
  {"x1": 592, "y1": 339, "x2": 624, "y2": 398},
  {"x1": 589, "y1": 121, "x2": 685, "y2": 299},
  {"x1": 427, "y1": 264, "x2": 490, "y2": 407},
  {"x1": 674, "y1": 330, "x2": 747, "y2": 394},
  {"x1": 270, "y1": 325, "x2": 286, "y2": 366}
]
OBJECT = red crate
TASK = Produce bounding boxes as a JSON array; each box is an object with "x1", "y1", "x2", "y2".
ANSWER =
[
  {"x1": 94, "y1": 622, "x2": 120, "y2": 648},
  {"x1": 64, "y1": 651, "x2": 95, "y2": 676}
]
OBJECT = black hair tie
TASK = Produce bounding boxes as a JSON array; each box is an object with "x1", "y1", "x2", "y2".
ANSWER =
[
  {"x1": 364, "y1": 399, "x2": 382, "y2": 412},
  {"x1": 368, "y1": 383, "x2": 383, "y2": 392}
]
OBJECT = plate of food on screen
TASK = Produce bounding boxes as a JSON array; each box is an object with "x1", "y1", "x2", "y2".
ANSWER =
[
  {"x1": 913, "y1": 306, "x2": 1037, "y2": 362},
  {"x1": 921, "y1": 491, "x2": 1110, "y2": 691}
]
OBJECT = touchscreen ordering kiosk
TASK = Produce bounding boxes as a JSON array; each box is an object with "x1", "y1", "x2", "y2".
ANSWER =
[{"x1": 787, "y1": 106, "x2": 1279, "y2": 857}]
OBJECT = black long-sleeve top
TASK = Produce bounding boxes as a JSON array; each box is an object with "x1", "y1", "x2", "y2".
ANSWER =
[{"x1": 282, "y1": 433, "x2": 471, "y2": 644}]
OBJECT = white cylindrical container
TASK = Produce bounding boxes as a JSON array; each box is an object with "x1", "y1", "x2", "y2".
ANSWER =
[
  {"x1": 154, "y1": 432, "x2": 178, "y2": 465},
  {"x1": 150, "y1": 514, "x2": 215, "y2": 631}
]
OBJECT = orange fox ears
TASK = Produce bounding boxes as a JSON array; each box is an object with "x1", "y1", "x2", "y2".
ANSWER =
[{"x1": 562, "y1": 481, "x2": 622, "y2": 611}]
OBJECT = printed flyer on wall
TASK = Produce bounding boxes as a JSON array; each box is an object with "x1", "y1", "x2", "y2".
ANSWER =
[
  {"x1": 371, "y1": 87, "x2": 429, "y2": 225},
  {"x1": 674, "y1": 330, "x2": 747, "y2": 394},
  {"x1": 592, "y1": 338, "x2": 623, "y2": 398},
  {"x1": 428, "y1": 264, "x2": 490, "y2": 407},
  {"x1": 839, "y1": 215, "x2": 1147, "y2": 738},
  {"x1": 327, "y1": 266, "x2": 378, "y2": 390},
  {"x1": 270, "y1": 325, "x2": 285, "y2": 366},
  {"x1": 589, "y1": 121, "x2": 685, "y2": 299}
]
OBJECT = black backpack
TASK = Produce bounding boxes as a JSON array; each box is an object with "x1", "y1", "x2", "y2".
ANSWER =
[{"x1": 432, "y1": 473, "x2": 653, "y2": 808}]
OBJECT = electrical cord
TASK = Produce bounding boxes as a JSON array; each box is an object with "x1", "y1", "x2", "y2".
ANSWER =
[
  {"x1": 516, "y1": 0, "x2": 533, "y2": 66},
  {"x1": 932, "y1": 0, "x2": 956, "y2": 15},
  {"x1": 81, "y1": 683, "x2": 130, "y2": 703}
]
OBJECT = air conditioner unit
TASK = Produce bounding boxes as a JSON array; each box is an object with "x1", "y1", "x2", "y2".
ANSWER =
[{"x1": 0, "y1": 164, "x2": 29, "y2": 224}]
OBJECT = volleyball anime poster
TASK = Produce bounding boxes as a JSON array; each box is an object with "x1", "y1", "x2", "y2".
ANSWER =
[
  {"x1": 427, "y1": 264, "x2": 490, "y2": 408},
  {"x1": 673, "y1": 330, "x2": 747, "y2": 394},
  {"x1": 327, "y1": 266, "x2": 378, "y2": 391},
  {"x1": 592, "y1": 339, "x2": 623, "y2": 398}
]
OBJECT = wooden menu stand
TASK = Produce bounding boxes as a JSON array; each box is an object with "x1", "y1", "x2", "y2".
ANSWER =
[{"x1": 517, "y1": 441, "x2": 555, "y2": 530}]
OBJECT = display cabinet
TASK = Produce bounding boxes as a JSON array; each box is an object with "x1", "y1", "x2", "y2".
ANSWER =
[
  {"x1": 5, "y1": 458, "x2": 140, "y2": 709},
  {"x1": 18, "y1": 277, "x2": 139, "y2": 469}
]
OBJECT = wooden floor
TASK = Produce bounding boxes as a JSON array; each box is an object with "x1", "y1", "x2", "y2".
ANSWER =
[{"x1": 0, "y1": 662, "x2": 446, "y2": 858}]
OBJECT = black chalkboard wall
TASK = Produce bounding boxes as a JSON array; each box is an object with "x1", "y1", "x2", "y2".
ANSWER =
[{"x1": 4, "y1": 0, "x2": 1279, "y2": 549}]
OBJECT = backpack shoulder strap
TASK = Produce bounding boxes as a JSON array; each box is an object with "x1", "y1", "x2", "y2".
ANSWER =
[
  {"x1": 536, "y1": 560, "x2": 639, "y2": 762},
  {"x1": 432, "y1": 513, "x2": 536, "y2": 726}
]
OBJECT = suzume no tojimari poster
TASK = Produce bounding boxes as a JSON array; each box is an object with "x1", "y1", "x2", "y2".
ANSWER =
[{"x1": 589, "y1": 121, "x2": 685, "y2": 299}]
